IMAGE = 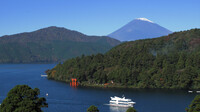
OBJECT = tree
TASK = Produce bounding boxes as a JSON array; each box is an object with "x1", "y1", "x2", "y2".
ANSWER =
[
  {"x1": 186, "y1": 95, "x2": 200, "y2": 112},
  {"x1": 126, "y1": 107, "x2": 137, "y2": 112},
  {"x1": 0, "y1": 85, "x2": 48, "y2": 112},
  {"x1": 47, "y1": 29, "x2": 200, "y2": 89},
  {"x1": 176, "y1": 52, "x2": 186, "y2": 69},
  {"x1": 87, "y1": 105, "x2": 99, "y2": 112}
]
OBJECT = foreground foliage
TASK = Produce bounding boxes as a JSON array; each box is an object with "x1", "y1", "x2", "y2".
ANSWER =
[
  {"x1": 47, "y1": 29, "x2": 200, "y2": 89},
  {"x1": 186, "y1": 95, "x2": 200, "y2": 112},
  {"x1": 126, "y1": 107, "x2": 137, "y2": 112},
  {"x1": 87, "y1": 105, "x2": 99, "y2": 112},
  {"x1": 0, "y1": 85, "x2": 48, "y2": 112}
]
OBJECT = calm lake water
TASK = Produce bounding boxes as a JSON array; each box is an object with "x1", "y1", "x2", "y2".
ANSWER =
[{"x1": 0, "y1": 64, "x2": 198, "y2": 112}]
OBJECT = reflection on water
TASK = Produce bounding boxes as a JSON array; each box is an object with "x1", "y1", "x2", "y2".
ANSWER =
[
  {"x1": 109, "y1": 106, "x2": 129, "y2": 112},
  {"x1": 0, "y1": 64, "x2": 197, "y2": 112}
]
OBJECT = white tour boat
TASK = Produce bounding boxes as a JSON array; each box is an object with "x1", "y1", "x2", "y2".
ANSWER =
[{"x1": 109, "y1": 96, "x2": 136, "y2": 107}]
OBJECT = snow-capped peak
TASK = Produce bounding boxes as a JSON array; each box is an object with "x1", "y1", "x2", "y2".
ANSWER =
[{"x1": 135, "y1": 18, "x2": 153, "y2": 23}]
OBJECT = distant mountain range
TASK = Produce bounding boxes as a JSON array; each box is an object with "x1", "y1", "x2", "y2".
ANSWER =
[
  {"x1": 0, "y1": 26, "x2": 120, "y2": 63},
  {"x1": 108, "y1": 18, "x2": 172, "y2": 41}
]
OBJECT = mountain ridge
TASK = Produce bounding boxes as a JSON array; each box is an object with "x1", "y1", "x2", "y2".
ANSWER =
[
  {"x1": 0, "y1": 26, "x2": 120, "y2": 63},
  {"x1": 108, "y1": 18, "x2": 173, "y2": 41}
]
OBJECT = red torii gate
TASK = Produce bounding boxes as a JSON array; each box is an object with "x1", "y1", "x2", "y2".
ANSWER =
[{"x1": 70, "y1": 78, "x2": 78, "y2": 87}]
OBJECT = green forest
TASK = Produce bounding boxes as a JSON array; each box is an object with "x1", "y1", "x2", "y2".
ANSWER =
[
  {"x1": 0, "y1": 26, "x2": 120, "y2": 63},
  {"x1": 47, "y1": 29, "x2": 200, "y2": 89}
]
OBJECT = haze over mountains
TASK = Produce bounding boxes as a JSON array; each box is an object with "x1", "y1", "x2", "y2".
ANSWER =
[
  {"x1": 108, "y1": 18, "x2": 173, "y2": 41},
  {"x1": 0, "y1": 26, "x2": 120, "y2": 63}
]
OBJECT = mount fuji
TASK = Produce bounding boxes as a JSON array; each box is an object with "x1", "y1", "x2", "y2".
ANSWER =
[{"x1": 108, "y1": 18, "x2": 173, "y2": 41}]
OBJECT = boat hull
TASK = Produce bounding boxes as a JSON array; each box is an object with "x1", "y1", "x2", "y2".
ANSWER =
[{"x1": 107, "y1": 103, "x2": 133, "y2": 107}]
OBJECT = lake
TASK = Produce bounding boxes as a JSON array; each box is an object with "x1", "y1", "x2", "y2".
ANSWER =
[{"x1": 0, "y1": 64, "x2": 198, "y2": 112}]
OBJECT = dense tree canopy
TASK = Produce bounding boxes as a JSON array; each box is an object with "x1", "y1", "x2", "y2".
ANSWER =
[
  {"x1": 186, "y1": 95, "x2": 200, "y2": 112},
  {"x1": 87, "y1": 105, "x2": 99, "y2": 112},
  {"x1": 0, "y1": 85, "x2": 48, "y2": 112},
  {"x1": 47, "y1": 29, "x2": 200, "y2": 89}
]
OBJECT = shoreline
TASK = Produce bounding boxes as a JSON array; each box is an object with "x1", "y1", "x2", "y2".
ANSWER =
[{"x1": 47, "y1": 78, "x2": 198, "y2": 90}]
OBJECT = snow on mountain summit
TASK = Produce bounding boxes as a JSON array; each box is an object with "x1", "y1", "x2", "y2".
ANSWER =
[
  {"x1": 135, "y1": 18, "x2": 153, "y2": 23},
  {"x1": 108, "y1": 18, "x2": 172, "y2": 41}
]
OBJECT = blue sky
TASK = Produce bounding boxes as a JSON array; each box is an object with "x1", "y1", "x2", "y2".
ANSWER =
[{"x1": 0, "y1": 0, "x2": 199, "y2": 36}]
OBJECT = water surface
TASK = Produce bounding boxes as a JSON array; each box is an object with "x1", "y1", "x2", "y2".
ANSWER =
[{"x1": 0, "y1": 64, "x2": 197, "y2": 112}]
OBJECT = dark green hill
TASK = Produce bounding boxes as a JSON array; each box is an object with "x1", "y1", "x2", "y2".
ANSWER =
[
  {"x1": 47, "y1": 29, "x2": 200, "y2": 89},
  {"x1": 0, "y1": 26, "x2": 120, "y2": 63}
]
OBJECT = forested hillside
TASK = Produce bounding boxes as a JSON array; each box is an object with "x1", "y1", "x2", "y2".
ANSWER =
[
  {"x1": 47, "y1": 29, "x2": 200, "y2": 89},
  {"x1": 0, "y1": 26, "x2": 120, "y2": 63}
]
